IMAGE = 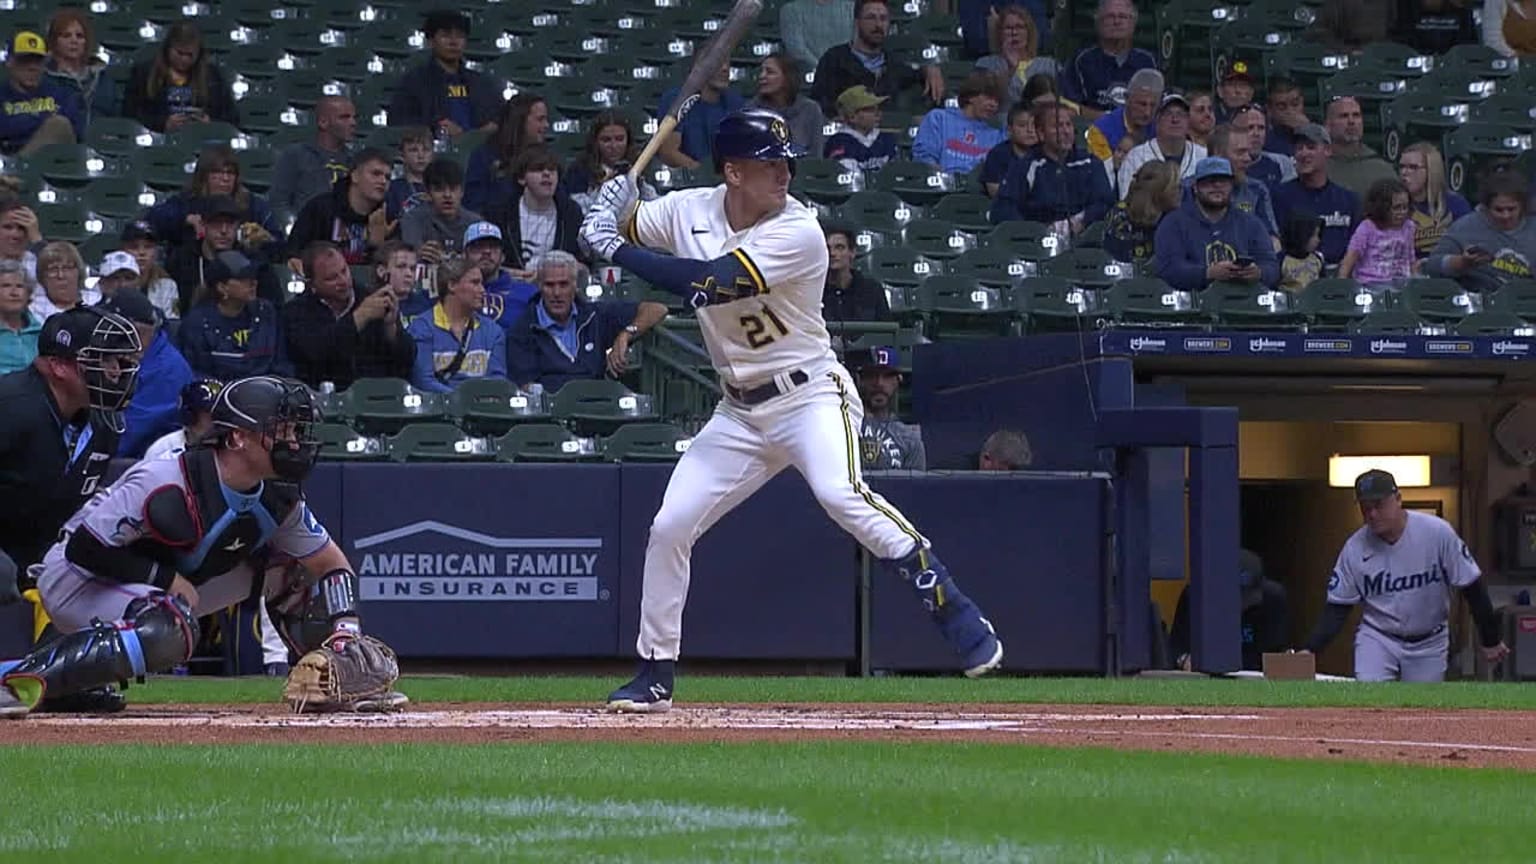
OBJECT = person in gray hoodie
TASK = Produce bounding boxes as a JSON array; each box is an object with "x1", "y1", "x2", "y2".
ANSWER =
[
  {"x1": 1424, "y1": 170, "x2": 1536, "y2": 294},
  {"x1": 269, "y1": 95, "x2": 357, "y2": 220},
  {"x1": 398, "y1": 158, "x2": 482, "y2": 264}
]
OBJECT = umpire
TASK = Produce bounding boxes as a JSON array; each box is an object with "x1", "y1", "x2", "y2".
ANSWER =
[{"x1": 0, "y1": 306, "x2": 141, "y2": 605}]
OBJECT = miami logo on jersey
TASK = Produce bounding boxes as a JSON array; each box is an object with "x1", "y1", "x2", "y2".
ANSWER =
[{"x1": 1361, "y1": 567, "x2": 1444, "y2": 597}]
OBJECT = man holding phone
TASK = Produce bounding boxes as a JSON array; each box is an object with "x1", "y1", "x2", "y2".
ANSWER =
[
  {"x1": 280, "y1": 240, "x2": 416, "y2": 390},
  {"x1": 1153, "y1": 157, "x2": 1280, "y2": 292}
]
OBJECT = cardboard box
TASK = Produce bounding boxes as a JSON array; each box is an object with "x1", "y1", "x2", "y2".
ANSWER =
[{"x1": 1263, "y1": 651, "x2": 1316, "y2": 680}]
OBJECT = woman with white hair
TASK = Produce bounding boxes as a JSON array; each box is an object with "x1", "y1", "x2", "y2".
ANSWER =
[
  {"x1": 30, "y1": 241, "x2": 98, "y2": 322},
  {"x1": 0, "y1": 260, "x2": 42, "y2": 373}
]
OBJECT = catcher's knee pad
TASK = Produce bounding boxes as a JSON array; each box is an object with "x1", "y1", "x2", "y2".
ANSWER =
[{"x1": 3, "y1": 593, "x2": 198, "y2": 702}]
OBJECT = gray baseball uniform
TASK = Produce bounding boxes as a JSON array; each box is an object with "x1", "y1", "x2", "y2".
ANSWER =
[{"x1": 1327, "y1": 510, "x2": 1480, "y2": 681}]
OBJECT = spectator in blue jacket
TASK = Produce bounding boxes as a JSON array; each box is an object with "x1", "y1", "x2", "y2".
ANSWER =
[
  {"x1": 1153, "y1": 157, "x2": 1279, "y2": 292},
  {"x1": 1271, "y1": 124, "x2": 1359, "y2": 266},
  {"x1": 991, "y1": 102, "x2": 1114, "y2": 232},
  {"x1": 912, "y1": 72, "x2": 1006, "y2": 175},
  {"x1": 385, "y1": 10, "x2": 503, "y2": 143},
  {"x1": 178, "y1": 250, "x2": 291, "y2": 381},
  {"x1": 980, "y1": 102, "x2": 1039, "y2": 197},
  {"x1": 101, "y1": 289, "x2": 193, "y2": 459},
  {"x1": 1061, "y1": 0, "x2": 1158, "y2": 119},
  {"x1": 43, "y1": 9, "x2": 118, "y2": 128},
  {"x1": 405, "y1": 254, "x2": 507, "y2": 392},
  {"x1": 507, "y1": 251, "x2": 669, "y2": 393},
  {"x1": 0, "y1": 31, "x2": 83, "y2": 156},
  {"x1": 823, "y1": 86, "x2": 900, "y2": 173},
  {"x1": 463, "y1": 222, "x2": 538, "y2": 332}
]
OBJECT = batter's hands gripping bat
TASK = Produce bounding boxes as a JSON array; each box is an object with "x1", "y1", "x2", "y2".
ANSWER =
[{"x1": 626, "y1": 0, "x2": 764, "y2": 184}]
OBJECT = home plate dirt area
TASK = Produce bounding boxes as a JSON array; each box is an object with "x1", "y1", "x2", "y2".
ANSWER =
[{"x1": 12, "y1": 703, "x2": 1536, "y2": 769}]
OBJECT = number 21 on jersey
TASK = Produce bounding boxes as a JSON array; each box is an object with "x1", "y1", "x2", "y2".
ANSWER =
[{"x1": 740, "y1": 304, "x2": 789, "y2": 349}]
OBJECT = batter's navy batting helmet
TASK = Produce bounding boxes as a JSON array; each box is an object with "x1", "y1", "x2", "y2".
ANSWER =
[
  {"x1": 712, "y1": 109, "x2": 807, "y2": 167},
  {"x1": 179, "y1": 378, "x2": 223, "y2": 425}
]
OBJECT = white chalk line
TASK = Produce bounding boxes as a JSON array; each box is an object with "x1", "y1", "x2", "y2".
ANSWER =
[{"x1": 1028, "y1": 726, "x2": 1536, "y2": 755}]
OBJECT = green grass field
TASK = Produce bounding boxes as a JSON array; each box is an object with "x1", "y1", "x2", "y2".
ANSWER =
[{"x1": 5, "y1": 676, "x2": 1531, "y2": 863}]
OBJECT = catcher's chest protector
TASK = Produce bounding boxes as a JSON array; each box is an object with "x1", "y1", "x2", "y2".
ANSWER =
[{"x1": 167, "y1": 449, "x2": 301, "y2": 583}]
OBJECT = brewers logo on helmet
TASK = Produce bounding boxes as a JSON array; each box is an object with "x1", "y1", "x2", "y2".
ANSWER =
[{"x1": 712, "y1": 108, "x2": 807, "y2": 166}]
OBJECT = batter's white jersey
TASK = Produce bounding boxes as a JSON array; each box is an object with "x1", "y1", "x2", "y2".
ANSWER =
[
  {"x1": 1327, "y1": 510, "x2": 1480, "y2": 638},
  {"x1": 627, "y1": 186, "x2": 834, "y2": 387}
]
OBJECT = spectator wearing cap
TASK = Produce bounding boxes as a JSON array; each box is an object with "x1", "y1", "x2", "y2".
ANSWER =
[
  {"x1": 779, "y1": 0, "x2": 854, "y2": 71},
  {"x1": 822, "y1": 223, "x2": 890, "y2": 324},
  {"x1": 810, "y1": 0, "x2": 945, "y2": 118},
  {"x1": 1187, "y1": 125, "x2": 1280, "y2": 240},
  {"x1": 980, "y1": 102, "x2": 1040, "y2": 198},
  {"x1": 1323, "y1": 96, "x2": 1396, "y2": 198},
  {"x1": 0, "y1": 31, "x2": 84, "y2": 156},
  {"x1": 280, "y1": 241, "x2": 415, "y2": 391},
  {"x1": 287, "y1": 147, "x2": 394, "y2": 268},
  {"x1": 1215, "y1": 62, "x2": 1256, "y2": 124},
  {"x1": 991, "y1": 102, "x2": 1115, "y2": 232},
  {"x1": 42, "y1": 8, "x2": 118, "y2": 129},
  {"x1": 979, "y1": 428, "x2": 1033, "y2": 470},
  {"x1": 0, "y1": 260, "x2": 42, "y2": 374},
  {"x1": 95, "y1": 251, "x2": 142, "y2": 300},
  {"x1": 1061, "y1": 0, "x2": 1159, "y2": 119},
  {"x1": 122, "y1": 20, "x2": 238, "y2": 133},
  {"x1": 386, "y1": 11, "x2": 503, "y2": 142},
  {"x1": 178, "y1": 250, "x2": 291, "y2": 381},
  {"x1": 854, "y1": 346, "x2": 925, "y2": 470},
  {"x1": 1117, "y1": 93, "x2": 1207, "y2": 198},
  {"x1": 1086, "y1": 67, "x2": 1162, "y2": 162},
  {"x1": 144, "y1": 144, "x2": 284, "y2": 257},
  {"x1": 270, "y1": 94, "x2": 358, "y2": 220},
  {"x1": 406, "y1": 254, "x2": 508, "y2": 393},
  {"x1": 1153, "y1": 156, "x2": 1279, "y2": 291},
  {"x1": 167, "y1": 194, "x2": 282, "y2": 315},
  {"x1": 1272, "y1": 124, "x2": 1361, "y2": 266},
  {"x1": 823, "y1": 86, "x2": 900, "y2": 173},
  {"x1": 398, "y1": 158, "x2": 483, "y2": 262},
  {"x1": 482, "y1": 147, "x2": 586, "y2": 280},
  {"x1": 974, "y1": 5, "x2": 1060, "y2": 124},
  {"x1": 119, "y1": 221, "x2": 181, "y2": 320},
  {"x1": 912, "y1": 72, "x2": 1008, "y2": 175},
  {"x1": 656, "y1": 62, "x2": 747, "y2": 170},
  {"x1": 463, "y1": 222, "x2": 539, "y2": 331},
  {"x1": 30, "y1": 241, "x2": 96, "y2": 323},
  {"x1": 505, "y1": 251, "x2": 669, "y2": 393},
  {"x1": 100, "y1": 288, "x2": 194, "y2": 459}
]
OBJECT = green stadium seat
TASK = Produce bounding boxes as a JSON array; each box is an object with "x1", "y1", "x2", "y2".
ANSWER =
[
  {"x1": 602, "y1": 423, "x2": 691, "y2": 462},
  {"x1": 871, "y1": 159, "x2": 958, "y2": 207},
  {"x1": 915, "y1": 275, "x2": 1018, "y2": 338},
  {"x1": 865, "y1": 247, "x2": 941, "y2": 288},
  {"x1": 1155, "y1": 0, "x2": 1240, "y2": 91},
  {"x1": 983, "y1": 220, "x2": 1053, "y2": 249},
  {"x1": 836, "y1": 190, "x2": 919, "y2": 237},
  {"x1": 1487, "y1": 279, "x2": 1536, "y2": 317},
  {"x1": 1400, "y1": 278, "x2": 1479, "y2": 321},
  {"x1": 447, "y1": 377, "x2": 550, "y2": 435},
  {"x1": 1350, "y1": 308, "x2": 1434, "y2": 334},
  {"x1": 1469, "y1": 90, "x2": 1536, "y2": 133},
  {"x1": 791, "y1": 159, "x2": 864, "y2": 207},
  {"x1": 1264, "y1": 41, "x2": 1353, "y2": 100},
  {"x1": 27, "y1": 144, "x2": 132, "y2": 188},
  {"x1": 551, "y1": 379, "x2": 657, "y2": 435},
  {"x1": 1014, "y1": 276, "x2": 1104, "y2": 332},
  {"x1": 1077, "y1": 220, "x2": 1108, "y2": 249},
  {"x1": 238, "y1": 147, "x2": 278, "y2": 193},
  {"x1": 1199, "y1": 282, "x2": 1305, "y2": 329},
  {"x1": 1382, "y1": 91, "x2": 1470, "y2": 163},
  {"x1": 1039, "y1": 248, "x2": 1132, "y2": 289},
  {"x1": 134, "y1": 146, "x2": 197, "y2": 191},
  {"x1": 1454, "y1": 311, "x2": 1532, "y2": 336},
  {"x1": 1106, "y1": 278, "x2": 1203, "y2": 326},
  {"x1": 81, "y1": 177, "x2": 162, "y2": 219},
  {"x1": 1444, "y1": 122, "x2": 1529, "y2": 198},
  {"x1": 316, "y1": 422, "x2": 387, "y2": 461},
  {"x1": 78, "y1": 234, "x2": 120, "y2": 269},
  {"x1": 1297, "y1": 278, "x2": 1377, "y2": 329},
  {"x1": 1356, "y1": 42, "x2": 1434, "y2": 79},
  {"x1": 1415, "y1": 65, "x2": 1500, "y2": 103},
  {"x1": 344, "y1": 378, "x2": 447, "y2": 434},
  {"x1": 1209, "y1": 17, "x2": 1293, "y2": 96},
  {"x1": 85, "y1": 117, "x2": 156, "y2": 157},
  {"x1": 947, "y1": 247, "x2": 1037, "y2": 287},
  {"x1": 1438, "y1": 43, "x2": 1519, "y2": 79},
  {"x1": 386, "y1": 422, "x2": 495, "y2": 462},
  {"x1": 494, "y1": 423, "x2": 595, "y2": 462},
  {"x1": 928, "y1": 193, "x2": 994, "y2": 233},
  {"x1": 33, "y1": 201, "x2": 92, "y2": 243},
  {"x1": 901, "y1": 219, "x2": 977, "y2": 260}
]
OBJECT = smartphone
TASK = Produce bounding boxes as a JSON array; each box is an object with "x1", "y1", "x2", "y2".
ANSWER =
[
  {"x1": 1466, "y1": 245, "x2": 1489, "y2": 257},
  {"x1": 1234, "y1": 257, "x2": 1255, "y2": 268}
]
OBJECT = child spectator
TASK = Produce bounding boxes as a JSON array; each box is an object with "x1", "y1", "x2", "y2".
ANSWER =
[
  {"x1": 398, "y1": 157, "x2": 482, "y2": 262},
  {"x1": 119, "y1": 221, "x2": 180, "y2": 319},
  {"x1": 824, "y1": 86, "x2": 899, "y2": 173},
  {"x1": 122, "y1": 20, "x2": 237, "y2": 133},
  {"x1": 912, "y1": 72, "x2": 1006, "y2": 175},
  {"x1": 385, "y1": 126, "x2": 433, "y2": 223},
  {"x1": 405, "y1": 253, "x2": 507, "y2": 392},
  {"x1": 371, "y1": 240, "x2": 432, "y2": 322},
  {"x1": 1338, "y1": 177, "x2": 1417, "y2": 286},
  {"x1": 980, "y1": 103, "x2": 1038, "y2": 198},
  {"x1": 1279, "y1": 211, "x2": 1324, "y2": 293},
  {"x1": 482, "y1": 147, "x2": 585, "y2": 279}
]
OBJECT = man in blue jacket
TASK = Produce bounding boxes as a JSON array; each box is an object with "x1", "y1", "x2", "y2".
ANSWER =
[
  {"x1": 991, "y1": 102, "x2": 1114, "y2": 234},
  {"x1": 506, "y1": 251, "x2": 669, "y2": 393},
  {"x1": 1153, "y1": 157, "x2": 1279, "y2": 292},
  {"x1": 101, "y1": 289, "x2": 193, "y2": 459},
  {"x1": 0, "y1": 31, "x2": 84, "y2": 155}
]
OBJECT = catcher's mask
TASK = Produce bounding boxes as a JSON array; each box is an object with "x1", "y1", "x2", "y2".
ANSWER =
[
  {"x1": 208, "y1": 376, "x2": 322, "y2": 483},
  {"x1": 38, "y1": 306, "x2": 143, "y2": 428}
]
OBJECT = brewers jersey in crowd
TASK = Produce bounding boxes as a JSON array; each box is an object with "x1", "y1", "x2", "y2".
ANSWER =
[
  {"x1": 624, "y1": 187, "x2": 833, "y2": 387},
  {"x1": 1326, "y1": 509, "x2": 1480, "y2": 639}
]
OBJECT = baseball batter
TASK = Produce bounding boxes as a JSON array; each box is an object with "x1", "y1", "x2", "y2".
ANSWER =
[
  {"x1": 1302, "y1": 469, "x2": 1508, "y2": 681},
  {"x1": 579, "y1": 109, "x2": 1003, "y2": 713}
]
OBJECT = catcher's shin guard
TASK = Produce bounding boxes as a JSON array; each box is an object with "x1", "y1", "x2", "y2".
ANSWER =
[
  {"x1": 881, "y1": 546, "x2": 1004, "y2": 677},
  {"x1": 2, "y1": 593, "x2": 199, "y2": 702}
]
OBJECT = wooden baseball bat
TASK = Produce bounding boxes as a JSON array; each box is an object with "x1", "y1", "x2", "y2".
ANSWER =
[{"x1": 627, "y1": 0, "x2": 764, "y2": 183}]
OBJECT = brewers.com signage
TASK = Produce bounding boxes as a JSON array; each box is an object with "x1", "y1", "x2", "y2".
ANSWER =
[{"x1": 352, "y1": 520, "x2": 605, "y2": 602}]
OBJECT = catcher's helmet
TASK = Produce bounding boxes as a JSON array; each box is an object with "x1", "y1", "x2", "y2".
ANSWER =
[
  {"x1": 209, "y1": 376, "x2": 322, "y2": 483},
  {"x1": 712, "y1": 108, "x2": 807, "y2": 168}
]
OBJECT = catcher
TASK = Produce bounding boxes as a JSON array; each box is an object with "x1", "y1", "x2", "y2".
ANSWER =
[{"x1": 0, "y1": 375, "x2": 403, "y2": 718}]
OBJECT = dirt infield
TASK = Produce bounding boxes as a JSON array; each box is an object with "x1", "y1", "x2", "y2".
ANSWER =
[{"x1": 8, "y1": 702, "x2": 1536, "y2": 769}]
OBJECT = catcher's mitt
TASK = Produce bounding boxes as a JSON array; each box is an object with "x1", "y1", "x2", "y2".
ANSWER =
[{"x1": 283, "y1": 634, "x2": 407, "y2": 714}]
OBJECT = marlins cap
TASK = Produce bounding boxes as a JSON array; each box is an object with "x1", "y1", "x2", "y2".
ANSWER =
[{"x1": 1354, "y1": 469, "x2": 1400, "y2": 502}]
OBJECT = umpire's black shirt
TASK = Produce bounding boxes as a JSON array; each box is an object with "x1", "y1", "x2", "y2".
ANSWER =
[{"x1": 0, "y1": 366, "x2": 120, "y2": 572}]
